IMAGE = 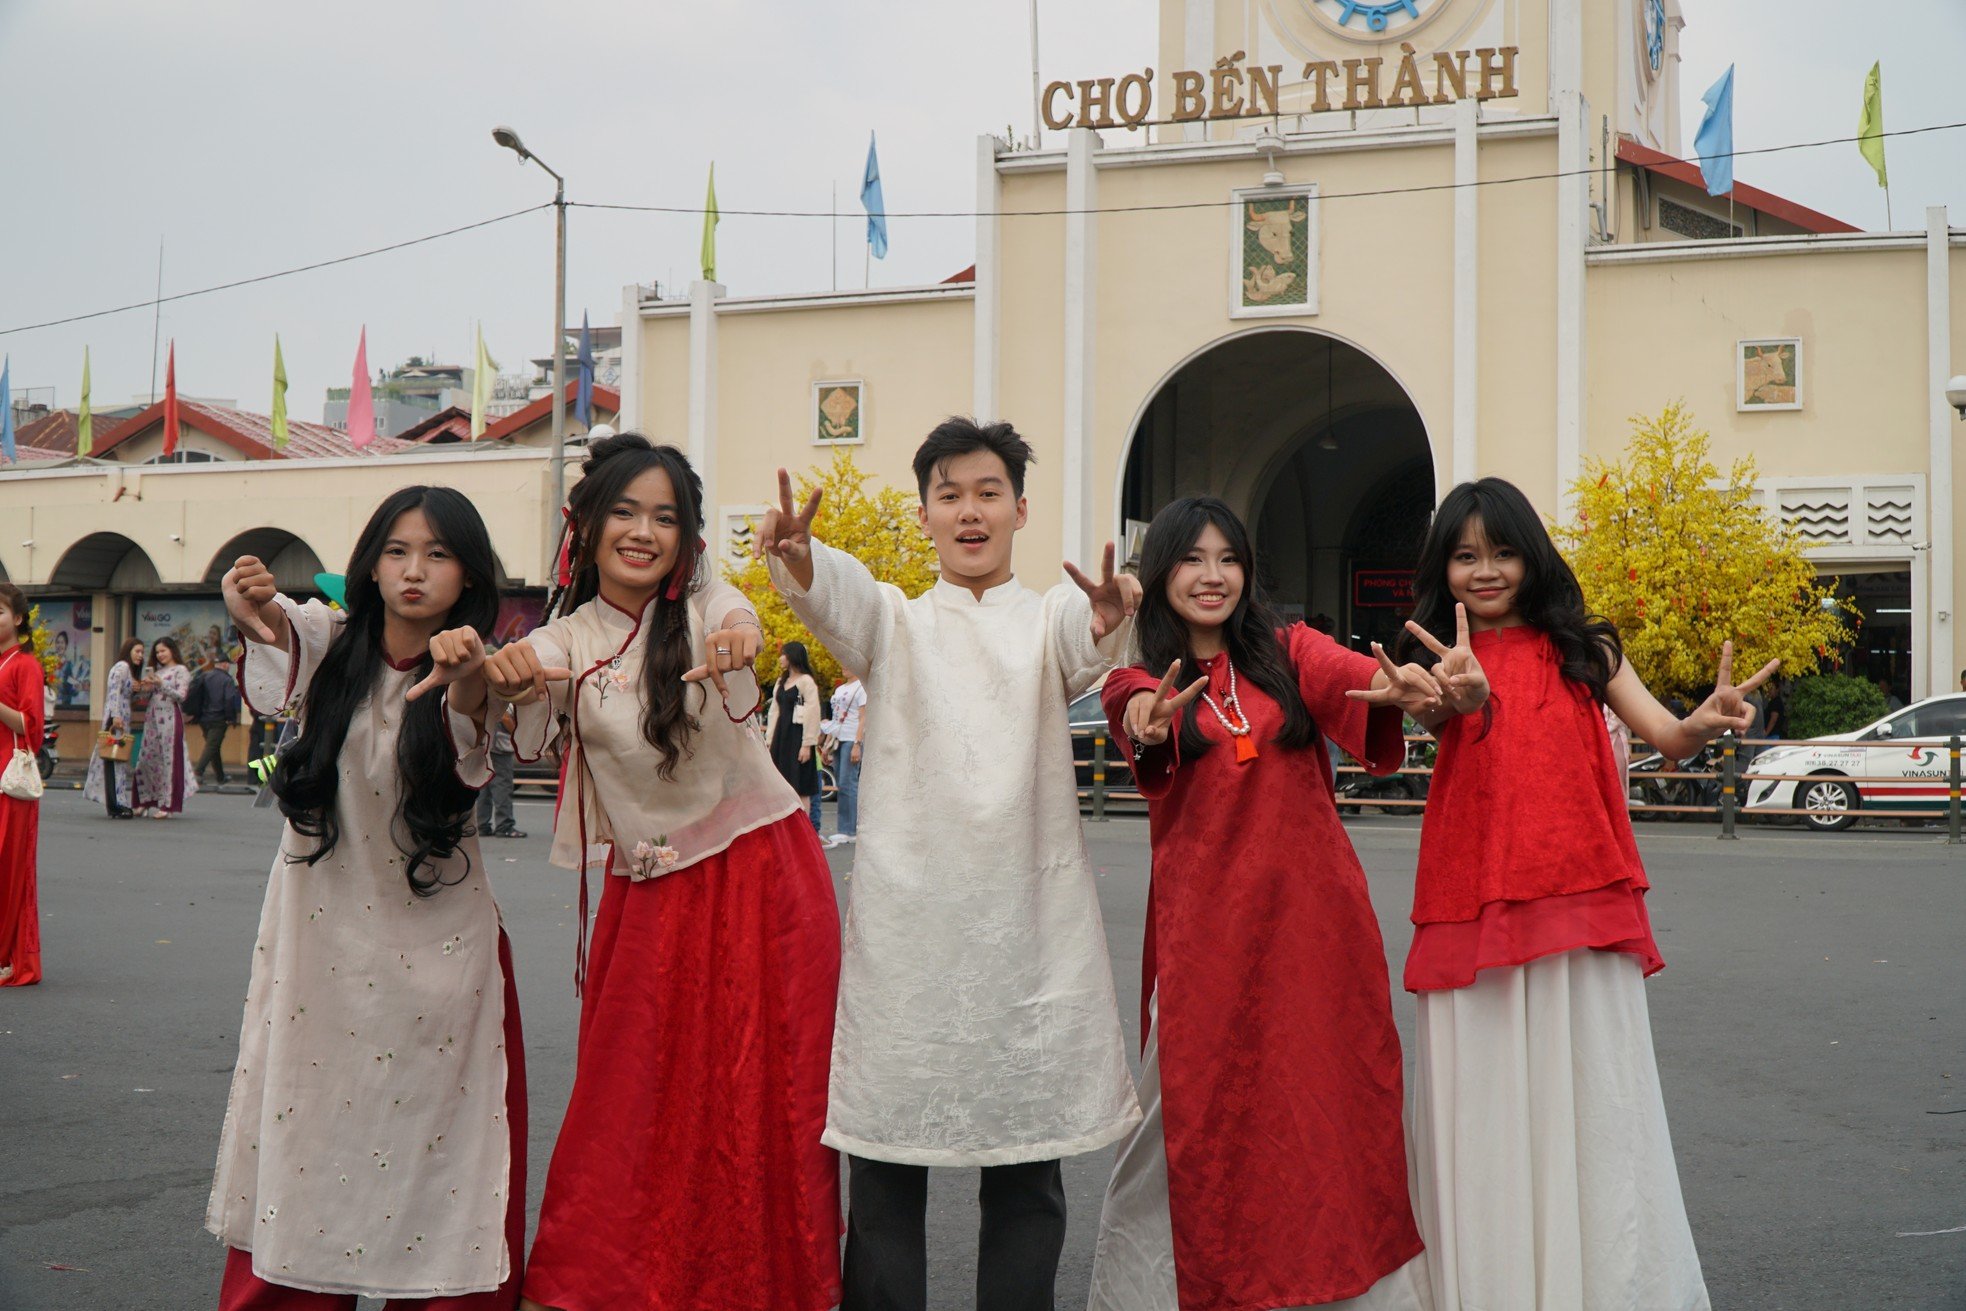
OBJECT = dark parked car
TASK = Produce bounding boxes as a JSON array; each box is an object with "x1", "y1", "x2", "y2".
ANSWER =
[{"x1": 1069, "y1": 686, "x2": 1136, "y2": 793}]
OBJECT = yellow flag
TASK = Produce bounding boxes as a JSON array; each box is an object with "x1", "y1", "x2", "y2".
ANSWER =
[
  {"x1": 700, "y1": 164, "x2": 720, "y2": 282},
  {"x1": 77, "y1": 347, "x2": 93, "y2": 456},
  {"x1": 472, "y1": 325, "x2": 498, "y2": 440},
  {"x1": 1858, "y1": 61, "x2": 1887, "y2": 188},
  {"x1": 270, "y1": 335, "x2": 290, "y2": 450}
]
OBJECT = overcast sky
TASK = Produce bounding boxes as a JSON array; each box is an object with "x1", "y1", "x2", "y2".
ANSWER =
[{"x1": 1, "y1": 0, "x2": 1960, "y2": 423}]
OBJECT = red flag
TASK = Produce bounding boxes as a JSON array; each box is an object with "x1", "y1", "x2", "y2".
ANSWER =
[
  {"x1": 347, "y1": 327, "x2": 375, "y2": 448},
  {"x1": 161, "y1": 340, "x2": 180, "y2": 457}
]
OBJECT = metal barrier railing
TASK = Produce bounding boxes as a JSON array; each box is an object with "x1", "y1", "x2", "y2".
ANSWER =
[{"x1": 1068, "y1": 727, "x2": 1966, "y2": 841}]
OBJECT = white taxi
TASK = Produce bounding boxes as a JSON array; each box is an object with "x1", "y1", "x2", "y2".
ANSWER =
[{"x1": 1743, "y1": 694, "x2": 1966, "y2": 831}]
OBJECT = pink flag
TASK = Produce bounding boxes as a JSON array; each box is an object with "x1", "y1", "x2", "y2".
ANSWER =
[{"x1": 347, "y1": 327, "x2": 375, "y2": 448}]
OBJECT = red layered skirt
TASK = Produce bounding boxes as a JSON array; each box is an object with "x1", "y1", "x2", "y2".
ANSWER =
[{"x1": 522, "y1": 813, "x2": 843, "y2": 1311}]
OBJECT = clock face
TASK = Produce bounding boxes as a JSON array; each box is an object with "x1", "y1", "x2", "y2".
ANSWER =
[{"x1": 1309, "y1": 0, "x2": 1447, "y2": 37}]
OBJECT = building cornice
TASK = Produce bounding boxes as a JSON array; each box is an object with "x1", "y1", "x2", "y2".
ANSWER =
[
  {"x1": 639, "y1": 283, "x2": 975, "y2": 319},
  {"x1": 996, "y1": 115, "x2": 1559, "y2": 174},
  {"x1": 1589, "y1": 231, "x2": 1966, "y2": 266}
]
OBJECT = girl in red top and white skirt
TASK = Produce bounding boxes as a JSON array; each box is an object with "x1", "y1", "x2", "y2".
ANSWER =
[{"x1": 1394, "y1": 478, "x2": 1772, "y2": 1311}]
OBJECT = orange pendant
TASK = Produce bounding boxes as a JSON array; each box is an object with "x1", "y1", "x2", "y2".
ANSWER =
[{"x1": 1234, "y1": 734, "x2": 1260, "y2": 764}]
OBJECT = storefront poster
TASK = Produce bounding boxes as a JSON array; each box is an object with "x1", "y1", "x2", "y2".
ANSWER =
[
  {"x1": 34, "y1": 596, "x2": 94, "y2": 710},
  {"x1": 135, "y1": 597, "x2": 242, "y2": 672}
]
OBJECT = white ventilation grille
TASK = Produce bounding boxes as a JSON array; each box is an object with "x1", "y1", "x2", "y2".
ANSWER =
[
  {"x1": 1863, "y1": 487, "x2": 1915, "y2": 543},
  {"x1": 1777, "y1": 488, "x2": 1851, "y2": 545}
]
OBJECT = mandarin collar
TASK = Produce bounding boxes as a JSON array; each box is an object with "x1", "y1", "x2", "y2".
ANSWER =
[
  {"x1": 933, "y1": 574, "x2": 1021, "y2": 606},
  {"x1": 1469, "y1": 622, "x2": 1537, "y2": 647},
  {"x1": 597, "y1": 590, "x2": 660, "y2": 632}
]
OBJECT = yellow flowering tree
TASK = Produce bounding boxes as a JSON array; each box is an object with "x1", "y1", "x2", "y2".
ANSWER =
[
  {"x1": 1552, "y1": 403, "x2": 1853, "y2": 703},
  {"x1": 725, "y1": 450, "x2": 938, "y2": 692},
  {"x1": 27, "y1": 605, "x2": 58, "y2": 686}
]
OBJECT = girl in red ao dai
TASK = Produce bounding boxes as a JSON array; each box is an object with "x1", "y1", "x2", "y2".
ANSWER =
[
  {"x1": 0, "y1": 582, "x2": 44, "y2": 988},
  {"x1": 209, "y1": 486, "x2": 525, "y2": 1309},
  {"x1": 484, "y1": 435, "x2": 841, "y2": 1311},
  {"x1": 1092, "y1": 496, "x2": 1444, "y2": 1311},
  {"x1": 1395, "y1": 477, "x2": 1771, "y2": 1311}
]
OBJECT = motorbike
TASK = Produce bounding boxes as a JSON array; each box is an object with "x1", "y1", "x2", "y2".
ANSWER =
[
  {"x1": 36, "y1": 722, "x2": 59, "y2": 781},
  {"x1": 1626, "y1": 742, "x2": 1720, "y2": 821},
  {"x1": 1335, "y1": 723, "x2": 1434, "y2": 815}
]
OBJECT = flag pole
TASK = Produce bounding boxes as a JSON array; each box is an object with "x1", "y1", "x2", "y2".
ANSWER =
[
  {"x1": 1885, "y1": 183, "x2": 1894, "y2": 231},
  {"x1": 149, "y1": 239, "x2": 164, "y2": 404},
  {"x1": 1029, "y1": 0, "x2": 1042, "y2": 147},
  {"x1": 832, "y1": 181, "x2": 838, "y2": 292}
]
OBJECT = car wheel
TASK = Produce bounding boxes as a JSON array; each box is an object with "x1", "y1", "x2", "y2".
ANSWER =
[{"x1": 1796, "y1": 775, "x2": 1859, "y2": 832}]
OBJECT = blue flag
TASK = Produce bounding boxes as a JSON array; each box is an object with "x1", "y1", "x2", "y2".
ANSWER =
[
  {"x1": 861, "y1": 132, "x2": 889, "y2": 260},
  {"x1": 575, "y1": 311, "x2": 595, "y2": 427},
  {"x1": 0, "y1": 357, "x2": 12, "y2": 464},
  {"x1": 1694, "y1": 65, "x2": 1735, "y2": 197}
]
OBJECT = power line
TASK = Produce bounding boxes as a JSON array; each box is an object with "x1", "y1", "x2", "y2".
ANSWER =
[
  {"x1": 1, "y1": 117, "x2": 1958, "y2": 341},
  {"x1": 0, "y1": 204, "x2": 553, "y2": 338},
  {"x1": 572, "y1": 119, "x2": 1966, "y2": 220}
]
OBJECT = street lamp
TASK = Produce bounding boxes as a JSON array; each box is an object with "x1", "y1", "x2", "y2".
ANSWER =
[{"x1": 492, "y1": 124, "x2": 569, "y2": 580}]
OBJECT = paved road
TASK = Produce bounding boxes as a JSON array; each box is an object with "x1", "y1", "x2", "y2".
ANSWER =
[{"x1": 3, "y1": 790, "x2": 1962, "y2": 1309}]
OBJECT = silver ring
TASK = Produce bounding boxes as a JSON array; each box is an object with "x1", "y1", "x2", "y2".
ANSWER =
[{"x1": 716, "y1": 646, "x2": 730, "y2": 655}]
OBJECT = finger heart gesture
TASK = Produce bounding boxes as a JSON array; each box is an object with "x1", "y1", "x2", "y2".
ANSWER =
[
  {"x1": 1402, "y1": 604, "x2": 1489, "y2": 714},
  {"x1": 1124, "y1": 659, "x2": 1211, "y2": 748}
]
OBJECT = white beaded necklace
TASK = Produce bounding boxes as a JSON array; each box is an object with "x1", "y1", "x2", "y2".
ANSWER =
[{"x1": 1200, "y1": 652, "x2": 1259, "y2": 762}]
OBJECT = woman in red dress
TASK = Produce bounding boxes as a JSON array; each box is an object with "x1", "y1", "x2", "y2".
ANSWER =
[
  {"x1": 484, "y1": 434, "x2": 841, "y2": 1311},
  {"x1": 1394, "y1": 477, "x2": 1770, "y2": 1310},
  {"x1": 1091, "y1": 497, "x2": 1442, "y2": 1311},
  {"x1": 0, "y1": 582, "x2": 45, "y2": 987}
]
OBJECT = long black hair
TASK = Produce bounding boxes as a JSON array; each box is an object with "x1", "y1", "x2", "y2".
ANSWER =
[
  {"x1": 117, "y1": 636, "x2": 145, "y2": 673},
  {"x1": 544, "y1": 432, "x2": 707, "y2": 781},
  {"x1": 1396, "y1": 477, "x2": 1622, "y2": 701},
  {"x1": 1133, "y1": 496, "x2": 1315, "y2": 758},
  {"x1": 272, "y1": 485, "x2": 501, "y2": 895}
]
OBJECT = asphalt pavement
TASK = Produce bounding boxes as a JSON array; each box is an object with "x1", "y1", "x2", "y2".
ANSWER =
[{"x1": 2, "y1": 789, "x2": 1962, "y2": 1309}]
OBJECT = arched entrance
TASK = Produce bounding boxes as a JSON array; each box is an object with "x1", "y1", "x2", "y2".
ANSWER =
[
  {"x1": 1119, "y1": 329, "x2": 1434, "y2": 652},
  {"x1": 204, "y1": 529, "x2": 326, "y2": 593}
]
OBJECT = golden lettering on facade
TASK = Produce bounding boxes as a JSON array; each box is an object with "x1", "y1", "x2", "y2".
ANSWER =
[
  {"x1": 1387, "y1": 43, "x2": 1430, "y2": 108},
  {"x1": 1303, "y1": 61, "x2": 1340, "y2": 113},
  {"x1": 1173, "y1": 69, "x2": 1207, "y2": 121},
  {"x1": 1431, "y1": 50, "x2": 1470, "y2": 103},
  {"x1": 1077, "y1": 77, "x2": 1119, "y2": 129},
  {"x1": 1041, "y1": 79, "x2": 1076, "y2": 130},
  {"x1": 1116, "y1": 70, "x2": 1155, "y2": 126},
  {"x1": 1246, "y1": 63, "x2": 1283, "y2": 117},
  {"x1": 1043, "y1": 47, "x2": 1517, "y2": 132},
  {"x1": 1341, "y1": 57, "x2": 1385, "y2": 110},
  {"x1": 1474, "y1": 46, "x2": 1518, "y2": 100}
]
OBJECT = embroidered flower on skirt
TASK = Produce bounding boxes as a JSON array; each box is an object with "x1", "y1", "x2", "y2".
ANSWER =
[{"x1": 627, "y1": 836, "x2": 682, "y2": 881}]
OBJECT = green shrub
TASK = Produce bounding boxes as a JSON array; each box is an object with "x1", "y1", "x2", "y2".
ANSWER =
[{"x1": 1786, "y1": 674, "x2": 1889, "y2": 740}]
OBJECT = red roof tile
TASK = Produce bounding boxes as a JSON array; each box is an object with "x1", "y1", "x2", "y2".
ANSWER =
[
  {"x1": 479, "y1": 381, "x2": 620, "y2": 444},
  {"x1": 13, "y1": 409, "x2": 87, "y2": 456},
  {"x1": 1616, "y1": 137, "x2": 1860, "y2": 235},
  {"x1": 91, "y1": 399, "x2": 414, "y2": 461},
  {"x1": 399, "y1": 406, "x2": 477, "y2": 444}
]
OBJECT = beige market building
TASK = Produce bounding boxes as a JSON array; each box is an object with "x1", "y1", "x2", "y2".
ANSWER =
[{"x1": 5, "y1": 0, "x2": 1964, "y2": 761}]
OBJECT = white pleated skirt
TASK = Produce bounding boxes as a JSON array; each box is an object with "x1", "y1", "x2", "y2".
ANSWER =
[
  {"x1": 1408, "y1": 948, "x2": 1711, "y2": 1311},
  {"x1": 1088, "y1": 991, "x2": 1433, "y2": 1311}
]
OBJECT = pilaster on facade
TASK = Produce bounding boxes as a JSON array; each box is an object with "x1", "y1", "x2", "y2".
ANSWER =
[
  {"x1": 618, "y1": 282, "x2": 643, "y2": 432},
  {"x1": 1063, "y1": 128, "x2": 1100, "y2": 564},
  {"x1": 1452, "y1": 98, "x2": 1479, "y2": 491},
  {"x1": 1926, "y1": 206, "x2": 1954, "y2": 700},
  {"x1": 1551, "y1": 0, "x2": 1587, "y2": 519},
  {"x1": 974, "y1": 135, "x2": 1004, "y2": 422},
  {"x1": 688, "y1": 280, "x2": 725, "y2": 552}
]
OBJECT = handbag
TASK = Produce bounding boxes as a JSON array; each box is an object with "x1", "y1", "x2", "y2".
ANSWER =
[
  {"x1": 97, "y1": 731, "x2": 132, "y2": 762},
  {"x1": 0, "y1": 650, "x2": 43, "y2": 801}
]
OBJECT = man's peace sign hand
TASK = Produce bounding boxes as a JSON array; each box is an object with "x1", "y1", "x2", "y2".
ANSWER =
[
  {"x1": 1402, "y1": 603, "x2": 1489, "y2": 715},
  {"x1": 755, "y1": 468, "x2": 822, "y2": 589},
  {"x1": 1123, "y1": 660, "x2": 1211, "y2": 748},
  {"x1": 1063, "y1": 542, "x2": 1141, "y2": 642}
]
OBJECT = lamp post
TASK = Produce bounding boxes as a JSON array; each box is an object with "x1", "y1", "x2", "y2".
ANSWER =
[{"x1": 492, "y1": 125, "x2": 568, "y2": 581}]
